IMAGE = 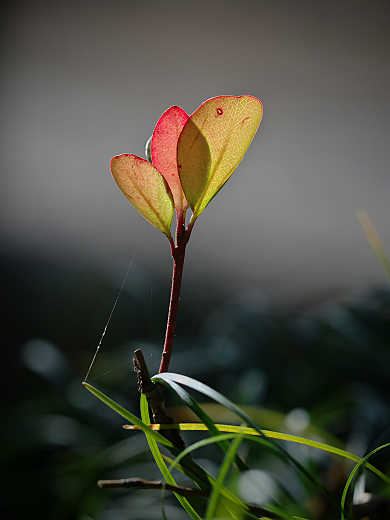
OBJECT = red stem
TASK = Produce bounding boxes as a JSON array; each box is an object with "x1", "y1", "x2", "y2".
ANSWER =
[{"x1": 159, "y1": 212, "x2": 188, "y2": 373}]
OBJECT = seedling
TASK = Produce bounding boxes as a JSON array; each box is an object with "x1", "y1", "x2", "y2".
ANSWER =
[
  {"x1": 83, "y1": 96, "x2": 390, "y2": 520},
  {"x1": 110, "y1": 95, "x2": 263, "y2": 373}
]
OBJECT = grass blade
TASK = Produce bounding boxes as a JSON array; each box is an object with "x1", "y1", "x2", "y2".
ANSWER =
[
  {"x1": 206, "y1": 435, "x2": 243, "y2": 520},
  {"x1": 152, "y1": 373, "x2": 331, "y2": 496},
  {"x1": 340, "y1": 442, "x2": 390, "y2": 520},
  {"x1": 164, "y1": 434, "x2": 307, "y2": 520},
  {"x1": 139, "y1": 393, "x2": 201, "y2": 520},
  {"x1": 169, "y1": 402, "x2": 341, "y2": 447},
  {"x1": 167, "y1": 433, "x2": 274, "y2": 471},
  {"x1": 82, "y1": 382, "x2": 172, "y2": 447},
  {"x1": 159, "y1": 377, "x2": 248, "y2": 471},
  {"x1": 125, "y1": 422, "x2": 390, "y2": 485},
  {"x1": 163, "y1": 453, "x2": 310, "y2": 520},
  {"x1": 163, "y1": 452, "x2": 247, "y2": 509}
]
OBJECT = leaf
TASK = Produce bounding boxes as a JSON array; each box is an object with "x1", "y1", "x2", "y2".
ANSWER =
[
  {"x1": 163, "y1": 450, "x2": 249, "y2": 510},
  {"x1": 139, "y1": 394, "x2": 202, "y2": 520},
  {"x1": 340, "y1": 443, "x2": 390, "y2": 520},
  {"x1": 165, "y1": 434, "x2": 271, "y2": 518},
  {"x1": 152, "y1": 373, "x2": 332, "y2": 496},
  {"x1": 125, "y1": 422, "x2": 390, "y2": 485},
  {"x1": 178, "y1": 95, "x2": 263, "y2": 216},
  {"x1": 163, "y1": 453, "x2": 308, "y2": 520},
  {"x1": 168, "y1": 402, "x2": 341, "y2": 446},
  {"x1": 151, "y1": 106, "x2": 189, "y2": 213},
  {"x1": 163, "y1": 433, "x2": 303, "y2": 520},
  {"x1": 110, "y1": 154, "x2": 174, "y2": 237},
  {"x1": 159, "y1": 377, "x2": 249, "y2": 471},
  {"x1": 205, "y1": 435, "x2": 243, "y2": 520},
  {"x1": 81, "y1": 382, "x2": 173, "y2": 447}
]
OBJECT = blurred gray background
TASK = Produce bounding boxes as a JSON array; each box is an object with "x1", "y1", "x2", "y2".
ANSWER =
[
  {"x1": 2, "y1": 3, "x2": 390, "y2": 518},
  {"x1": 2, "y1": 0, "x2": 390, "y2": 306}
]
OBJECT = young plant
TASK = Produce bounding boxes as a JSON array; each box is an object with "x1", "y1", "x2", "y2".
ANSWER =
[
  {"x1": 83, "y1": 96, "x2": 390, "y2": 520},
  {"x1": 110, "y1": 95, "x2": 263, "y2": 373}
]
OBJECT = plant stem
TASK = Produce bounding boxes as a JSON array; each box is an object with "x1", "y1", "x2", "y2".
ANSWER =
[
  {"x1": 159, "y1": 212, "x2": 188, "y2": 373},
  {"x1": 98, "y1": 477, "x2": 208, "y2": 496},
  {"x1": 97, "y1": 477, "x2": 280, "y2": 518}
]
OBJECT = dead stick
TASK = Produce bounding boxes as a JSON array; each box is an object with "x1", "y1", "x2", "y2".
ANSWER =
[
  {"x1": 98, "y1": 477, "x2": 207, "y2": 496},
  {"x1": 97, "y1": 477, "x2": 277, "y2": 517},
  {"x1": 132, "y1": 348, "x2": 211, "y2": 490},
  {"x1": 133, "y1": 348, "x2": 185, "y2": 451}
]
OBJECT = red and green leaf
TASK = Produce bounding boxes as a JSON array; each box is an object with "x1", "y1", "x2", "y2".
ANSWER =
[
  {"x1": 111, "y1": 154, "x2": 174, "y2": 237},
  {"x1": 151, "y1": 106, "x2": 189, "y2": 213},
  {"x1": 178, "y1": 95, "x2": 263, "y2": 217}
]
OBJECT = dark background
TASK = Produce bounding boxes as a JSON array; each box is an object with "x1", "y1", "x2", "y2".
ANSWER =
[{"x1": 1, "y1": 1, "x2": 390, "y2": 519}]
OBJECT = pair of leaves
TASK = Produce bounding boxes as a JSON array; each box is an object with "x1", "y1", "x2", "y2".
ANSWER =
[{"x1": 111, "y1": 95, "x2": 263, "y2": 237}]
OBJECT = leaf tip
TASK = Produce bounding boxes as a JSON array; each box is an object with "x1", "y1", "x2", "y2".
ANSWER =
[
  {"x1": 82, "y1": 381, "x2": 91, "y2": 391},
  {"x1": 110, "y1": 153, "x2": 134, "y2": 173}
]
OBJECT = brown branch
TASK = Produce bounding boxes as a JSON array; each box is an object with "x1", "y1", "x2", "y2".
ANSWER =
[
  {"x1": 98, "y1": 477, "x2": 390, "y2": 520},
  {"x1": 97, "y1": 477, "x2": 278, "y2": 518},
  {"x1": 132, "y1": 349, "x2": 212, "y2": 493},
  {"x1": 98, "y1": 477, "x2": 207, "y2": 496},
  {"x1": 133, "y1": 348, "x2": 185, "y2": 451}
]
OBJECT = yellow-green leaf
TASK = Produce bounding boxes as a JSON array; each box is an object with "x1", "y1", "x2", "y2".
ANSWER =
[
  {"x1": 111, "y1": 154, "x2": 174, "y2": 237},
  {"x1": 178, "y1": 95, "x2": 263, "y2": 216}
]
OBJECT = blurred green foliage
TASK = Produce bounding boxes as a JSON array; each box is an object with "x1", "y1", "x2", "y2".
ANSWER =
[{"x1": 2, "y1": 251, "x2": 390, "y2": 519}]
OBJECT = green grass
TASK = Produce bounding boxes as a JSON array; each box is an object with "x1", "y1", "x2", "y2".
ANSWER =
[{"x1": 84, "y1": 378, "x2": 390, "y2": 519}]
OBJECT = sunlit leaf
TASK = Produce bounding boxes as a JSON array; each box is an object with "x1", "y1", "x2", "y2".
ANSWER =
[
  {"x1": 178, "y1": 95, "x2": 263, "y2": 216},
  {"x1": 168, "y1": 402, "x2": 341, "y2": 446},
  {"x1": 160, "y1": 377, "x2": 248, "y2": 471},
  {"x1": 110, "y1": 154, "x2": 174, "y2": 237},
  {"x1": 151, "y1": 106, "x2": 189, "y2": 213},
  {"x1": 152, "y1": 373, "x2": 338, "y2": 496},
  {"x1": 125, "y1": 422, "x2": 390, "y2": 486}
]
